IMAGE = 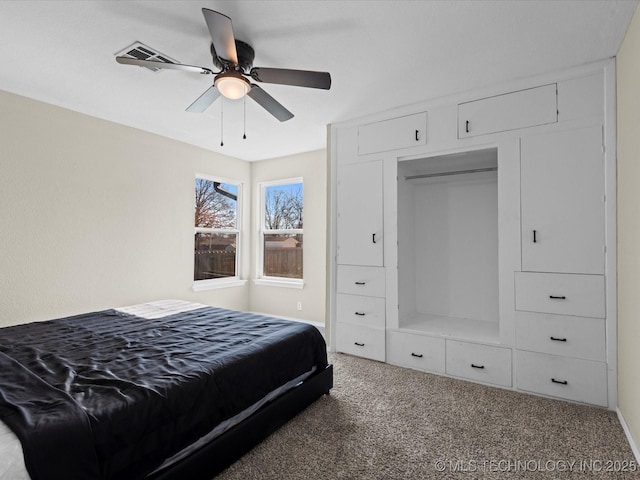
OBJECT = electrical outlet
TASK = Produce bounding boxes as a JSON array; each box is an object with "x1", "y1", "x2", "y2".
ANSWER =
[{"x1": 296, "y1": 301, "x2": 302, "y2": 311}]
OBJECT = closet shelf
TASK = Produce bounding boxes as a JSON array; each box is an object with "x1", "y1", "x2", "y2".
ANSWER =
[{"x1": 399, "y1": 313, "x2": 500, "y2": 344}]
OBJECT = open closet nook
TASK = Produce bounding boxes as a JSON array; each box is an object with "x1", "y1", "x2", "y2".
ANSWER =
[{"x1": 398, "y1": 148, "x2": 499, "y2": 342}]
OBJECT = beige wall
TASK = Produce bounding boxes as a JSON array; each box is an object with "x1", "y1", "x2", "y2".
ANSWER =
[
  {"x1": 249, "y1": 150, "x2": 327, "y2": 324},
  {"x1": 0, "y1": 89, "x2": 252, "y2": 327},
  {"x1": 616, "y1": 3, "x2": 640, "y2": 452},
  {"x1": 0, "y1": 89, "x2": 329, "y2": 330}
]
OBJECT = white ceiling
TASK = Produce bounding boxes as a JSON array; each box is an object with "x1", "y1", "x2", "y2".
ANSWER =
[{"x1": 0, "y1": 0, "x2": 636, "y2": 161}]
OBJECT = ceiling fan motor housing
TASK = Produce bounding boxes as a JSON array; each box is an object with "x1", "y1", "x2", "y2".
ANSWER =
[{"x1": 211, "y1": 40, "x2": 255, "y2": 72}]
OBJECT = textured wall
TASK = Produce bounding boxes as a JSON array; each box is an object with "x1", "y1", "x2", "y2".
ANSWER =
[
  {"x1": 0, "y1": 90, "x2": 251, "y2": 326},
  {"x1": 616, "y1": 2, "x2": 640, "y2": 455},
  {"x1": 249, "y1": 150, "x2": 327, "y2": 325}
]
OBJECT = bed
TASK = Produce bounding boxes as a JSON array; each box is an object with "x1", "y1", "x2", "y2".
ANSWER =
[{"x1": 0, "y1": 300, "x2": 332, "y2": 480}]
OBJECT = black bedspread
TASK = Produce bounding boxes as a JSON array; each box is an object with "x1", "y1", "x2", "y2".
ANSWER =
[{"x1": 0, "y1": 306, "x2": 328, "y2": 480}]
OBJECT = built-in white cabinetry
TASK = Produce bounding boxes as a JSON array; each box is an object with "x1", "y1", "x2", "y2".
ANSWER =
[
  {"x1": 458, "y1": 84, "x2": 557, "y2": 138},
  {"x1": 335, "y1": 267, "x2": 386, "y2": 362},
  {"x1": 331, "y1": 61, "x2": 615, "y2": 409},
  {"x1": 358, "y1": 112, "x2": 427, "y2": 155},
  {"x1": 445, "y1": 341, "x2": 512, "y2": 388},
  {"x1": 515, "y1": 272, "x2": 605, "y2": 318},
  {"x1": 386, "y1": 330, "x2": 445, "y2": 374},
  {"x1": 515, "y1": 312, "x2": 606, "y2": 361},
  {"x1": 336, "y1": 160, "x2": 384, "y2": 266},
  {"x1": 516, "y1": 350, "x2": 608, "y2": 407},
  {"x1": 520, "y1": 126, "x2": 605, "y2": 275}
]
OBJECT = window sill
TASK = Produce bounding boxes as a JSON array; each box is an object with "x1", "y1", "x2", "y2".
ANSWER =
[
  {"x1": 192, "y1": 279, "x2": 248, "y2": 292},
  {"x1": 252, "y1": 278, "x2": 304, "y2": 289}
]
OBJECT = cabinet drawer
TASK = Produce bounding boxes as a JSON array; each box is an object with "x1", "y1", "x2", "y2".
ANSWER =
[
  {"x1": 515, "y1": 272, "x2": 605, "y2": 318},
  {"x1": 458, "y1": 84, "x2": 557, "y2": 138},
  {"x1": 386, "y1": 330, "x2": 445, "y2": 374},
  {"x1": 445, "y1": 340, "x2": 512, "y2": 387},
  {"x1": 335, "y1": 323, "x2": 385, "y2": 361},
  {"x1": 336, "y1": 294, "x2": 385, "y2": 328},
  {"x1": 515, "y1": 311, "x2": 605, "y2": 361},
  {"x1": 337, "y1": 265, "x2": 385, "y2": 297},
  {"x1": 358, "y1": 112, "x2": 427, "y2": 155},
  {"x1": 516, "y1": 350, "x2": 607, "y2": 407}
]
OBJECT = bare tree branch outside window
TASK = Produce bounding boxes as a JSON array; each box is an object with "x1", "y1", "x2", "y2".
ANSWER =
[
  {"x1": 195, "y1": 179, "x2": 237, "y2": 229},
  {"x1": 263, "y1": 182, "x2": 303, "y2": 279},
  {"x1": 264, "y1": 184, "x2": 303, "y2": 230}
]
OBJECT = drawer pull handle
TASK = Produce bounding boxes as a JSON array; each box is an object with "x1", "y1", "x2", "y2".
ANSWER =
[
  {"x1": 465, "y1": 120, "x2": 470, "y2": 133},
  {"x1": 354, "y1": 342, "x2": 365, "y2": 347},
  {"x1": 550, "y1": 336, "x2": 567, "y2": 342},
  {"x1": 411, "y1": 353, "x2": 423, "y2": 358},
  {"x1": 354, "y1": 281, "x2": 366, "y2": 285},
  {"x1": 533, "y1": 230, "x2": 537, "y2": 243},
  {"x1": 471, "y1": 364, "x2": 485, "y2": 369},
  {"x1": 372, "y1": 233, "x2": 377, "y2": 244},
  {"x1": 354, "y1": 312, "x2": 365, "y2": 316},
  {"x1": 549, "y1": 295, "x2": 566, "y2": 300},
  {"x1": 551, "y1": 378, "x2": 568, "y2": 385},
  {"x1": 415, "y1": 129, "x2": 420, "y2": 141}
]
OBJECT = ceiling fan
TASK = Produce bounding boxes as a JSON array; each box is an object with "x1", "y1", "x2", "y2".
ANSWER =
[{"x1": 116, "y1": 8, "x2": 332, "y2": 122}]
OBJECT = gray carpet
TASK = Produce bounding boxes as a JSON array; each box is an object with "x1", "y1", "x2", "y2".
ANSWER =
[{"x1": 217, "y1": 353, "x2": 639, "y2": 479}]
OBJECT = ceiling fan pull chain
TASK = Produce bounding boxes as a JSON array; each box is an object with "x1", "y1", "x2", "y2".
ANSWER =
[
  {"x1": 243, "y1": 95, "x2": 247, "y2": 140},
  {"x1": 220, "y1": 98, "x2": 224, "y2": 147}
]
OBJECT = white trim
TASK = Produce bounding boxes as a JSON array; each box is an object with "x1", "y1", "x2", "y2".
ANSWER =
[
  {"x1": 192, "y1": 278, "x2": 247, "y2": 292},
  {"x1": 617, "y1": 408, "x2": 640, "y2": 464},
  {"x1": 253, "y1": 278, "x2": 304, "y2": 289},
  {"x1": 195, "y1": 172, "x2": 242, "y2": 186}
]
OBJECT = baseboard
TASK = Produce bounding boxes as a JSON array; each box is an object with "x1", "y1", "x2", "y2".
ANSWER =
[{"x1": 617, "y1": 408, "x2": 640, "y2": 463}]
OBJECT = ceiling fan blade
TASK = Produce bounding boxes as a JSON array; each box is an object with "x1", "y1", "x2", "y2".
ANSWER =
[
  {"x1": 202, "y1": 8, "x2": 238, "y2": 65},
  {"x1": 186, "y1": 86, "x2": 221, "y2": 113},
  {"x1": 247, "y1": 85, "x2": 294, "y2": 122},
  {"x1": 250, "y1": 67, "x2": 331, "y2": 90},
  {"x1": 116, "y1": 56, "x2": 214, "y2": 75}
]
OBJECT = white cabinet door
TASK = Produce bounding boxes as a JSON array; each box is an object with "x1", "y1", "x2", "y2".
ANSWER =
[
  {"x1": 458, "y1": 84, "x2": 557, "y2": 138},
  {"x1": 337, "y1": 160, "x2": 384, "y2": 266},
  {"x1": 521, "y1": 126, "x2": 605, "y2": 274},
  {"x1": 358, "y1": 112, "x2": 427, "y2": 155}
]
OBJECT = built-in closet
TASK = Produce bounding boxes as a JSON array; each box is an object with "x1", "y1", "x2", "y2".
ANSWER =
[{"x1": 330, "y1": 60, "x2": 616, "y2": 410}]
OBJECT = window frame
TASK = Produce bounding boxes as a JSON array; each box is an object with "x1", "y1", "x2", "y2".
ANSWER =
[
  {"x1": 193, "y1": 174, "x2": 246, "y2": 291},
  {"x1": 256, "y1": 177, "x2": 304, "y2": 288}
]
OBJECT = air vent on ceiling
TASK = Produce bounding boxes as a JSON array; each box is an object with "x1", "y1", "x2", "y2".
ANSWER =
[{"x1": 115, "y1": 42, "x2": 178, "y2": 72}]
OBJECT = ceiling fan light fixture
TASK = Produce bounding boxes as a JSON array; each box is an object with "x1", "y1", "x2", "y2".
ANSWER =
[{"x1": 215, "y1": 71, "x2": 251, "y2": 100}]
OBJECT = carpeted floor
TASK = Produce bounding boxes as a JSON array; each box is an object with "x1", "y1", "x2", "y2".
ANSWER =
[{"x1": 216, "y1": 353, "x2": 639, "y2": 479}]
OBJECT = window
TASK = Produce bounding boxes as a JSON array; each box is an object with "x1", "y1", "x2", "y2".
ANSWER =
[
  {"x1": 194, "y1": 176, "x2": 241, "y2": 287},
  {"x1": 259, "y1": 179, "x2": 303, "y2": 282}
]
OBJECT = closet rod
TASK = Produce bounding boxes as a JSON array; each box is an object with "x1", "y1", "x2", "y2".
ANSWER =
[{"x1": 405, "y1": 166, "x2": 497, "y2": 180}]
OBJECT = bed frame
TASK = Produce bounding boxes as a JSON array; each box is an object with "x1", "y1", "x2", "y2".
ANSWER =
[{"x1": 149, "y1": 363, "x2": 333, "y2": 480}]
